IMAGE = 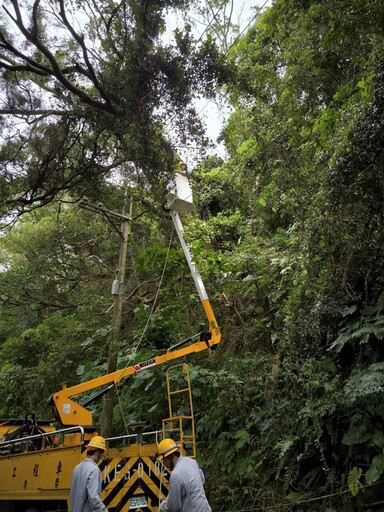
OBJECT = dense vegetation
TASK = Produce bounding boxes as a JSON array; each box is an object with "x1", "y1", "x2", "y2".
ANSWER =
[{"x1": 1, "y1": 0, "x2": 384, "y2": 510}]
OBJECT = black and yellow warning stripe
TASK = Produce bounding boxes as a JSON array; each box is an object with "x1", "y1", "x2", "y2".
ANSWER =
[{"x1": 100, "y1": 456, "x2": 170, "y2": 512}]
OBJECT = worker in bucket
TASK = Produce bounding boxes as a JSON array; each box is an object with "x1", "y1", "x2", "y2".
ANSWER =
[
  {"x1": 70, "y1": 435, "x2": 108, "y2": 512},
  {"x1": 157, "y1": 438, "x2": 212, "y2": 512}
]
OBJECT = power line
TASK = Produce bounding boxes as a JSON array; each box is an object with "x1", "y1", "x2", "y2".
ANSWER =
[
  {"x1": 142, "y1": 0, "x2": 229, "y2": 105},
  {"x1": 168, "y1": 0, "x2": 271, "y2": 165},
  {"x1": 226, "y1": 0, "x2": 270, "y2": 56},
  {"x1": 197, "y1": 0, "x2": 270, "y2": 119},
  {"x1": 163, "y1": 0, "x2": 240, "y2": 131}
]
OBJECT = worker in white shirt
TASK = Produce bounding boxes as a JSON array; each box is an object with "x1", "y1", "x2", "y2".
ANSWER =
[
  {"x1": 157, "y1": 438, "x2": 211, "y2": 512},
  {"x1": 70, "y1": 435, "x2": 107, "y2": 512}
]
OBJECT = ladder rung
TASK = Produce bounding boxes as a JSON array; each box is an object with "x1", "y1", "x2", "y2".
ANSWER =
[
  {"x1": 163, "y1": 416, "x2": 193, "y2": 421},
  {"x1": 169, "y1": 388, "x2": 190, "y2": 395},
  {"x1": 165, "y1": 364, "x2": 195, "y2": 461}
]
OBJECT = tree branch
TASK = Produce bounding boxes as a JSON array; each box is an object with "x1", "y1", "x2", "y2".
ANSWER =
[
  {"x1": 57, "y1": 0, "x2": 113, "y2": 107},
  {"x1": 0, "y1": 31, "x2": 52, "y2": 75},
  {"x1": 0, "y1": 109, "x2": 66, "y2": 116},
  {"x1": 5, "y1": 1, "x2": 119, "y2": 115},
  {"x1": 0, "y1": 58, "x2": 48, "y2": 76}
]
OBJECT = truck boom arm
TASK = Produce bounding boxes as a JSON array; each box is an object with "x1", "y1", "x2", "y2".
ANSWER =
[{"x1": 49, "y1": 207, "x2": 221, "y2": 427}]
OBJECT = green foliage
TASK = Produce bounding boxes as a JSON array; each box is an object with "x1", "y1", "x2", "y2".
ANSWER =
[
  {"x1": 193, "y1": 0, "x2": 384, "y2": 509},
  {"x1": 366, "y1": 454, "x2": 384, "y2": 485},
  {"x1": 0, "y1": 314, "x2": 88, "y2": 417},
  {"x1": 0, "y1": 0, "x2": 226, "y2": 220},
  {"x1": 330, "y1": 313, "x2": 384, "y2": 353},
  {"x1": 344, "y1": 363, "x2": 384, "y2": 405},
  {"x1": 348, "y1": 467, "x2": 362, "y2": 497},
  {"x1": 1, "y1": 1, "x2": 384, "y2": 511}
]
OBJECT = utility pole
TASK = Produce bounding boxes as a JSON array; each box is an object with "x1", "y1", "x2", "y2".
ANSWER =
[
  {"x1": 101, "y1": 192, "x2": 132, "y2": 437},
  {"x1": 80, "y1": 190, "x2": 133, "y2": 438}
]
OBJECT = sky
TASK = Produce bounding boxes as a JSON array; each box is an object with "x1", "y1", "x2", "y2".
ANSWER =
[
  {"x1": 165, "y1": 0, "x2": 273, "y2": 164},
  {"x1": 0, "y1": 0, "x2": 271, "y2": 167}
]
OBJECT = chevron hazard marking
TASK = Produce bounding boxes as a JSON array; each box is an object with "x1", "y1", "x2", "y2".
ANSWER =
[{"x1": 101, "y1": 457, "x2": 170, "y2": 511}]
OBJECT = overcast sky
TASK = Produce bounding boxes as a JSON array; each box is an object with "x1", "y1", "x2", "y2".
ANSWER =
[{"x1": 165, "y1": 0, "x2": 272, "y2": 164}]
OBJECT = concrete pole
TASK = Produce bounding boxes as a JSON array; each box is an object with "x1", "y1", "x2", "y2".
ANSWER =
[{"x1": 101, "y1": 192, "x2": 133, "y2": 438}]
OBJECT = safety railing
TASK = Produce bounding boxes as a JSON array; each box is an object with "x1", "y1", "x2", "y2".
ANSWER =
[
  {"x1": 0, "y1": 425, "x2": 85, "y2": 454},
  {"x1": 107, "y1": 428, "x2": 163, "y2": 447}
]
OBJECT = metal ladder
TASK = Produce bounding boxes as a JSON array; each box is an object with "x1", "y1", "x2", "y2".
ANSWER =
[{"x1": 161, "y1": 363, "x2": 196, "y2": 458}]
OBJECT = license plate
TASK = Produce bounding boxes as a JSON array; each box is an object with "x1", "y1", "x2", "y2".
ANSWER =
[{"x1": 130, "y1": 496, "x2": 148, "y2": 509}]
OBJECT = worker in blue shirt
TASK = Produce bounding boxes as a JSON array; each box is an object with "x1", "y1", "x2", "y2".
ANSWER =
[
  {"x1": 157, "y1": 438, "x2": 212, "y2": 512},
  {"x1": 70, "y1": 435, "x2": 107, "y2": 512}
]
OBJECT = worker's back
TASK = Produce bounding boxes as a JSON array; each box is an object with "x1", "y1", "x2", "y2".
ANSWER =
[
  {"x1": 168, "y1": 456, "x2": 211, "y2": 512},
  {"x1": 70, "y1": 458, "x2": 102, "y2": 512}
]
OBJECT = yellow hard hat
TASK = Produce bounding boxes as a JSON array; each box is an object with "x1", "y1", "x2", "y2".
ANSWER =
[
  {"x1": 87, "y1": 435, "x2": 106, "y2": 451},
  {"x1": 178, "y1": 161, "x2": 187, "y2": 172},
  {"x1": 157, "y1": 438, "x2": 180, "y2": 460}
]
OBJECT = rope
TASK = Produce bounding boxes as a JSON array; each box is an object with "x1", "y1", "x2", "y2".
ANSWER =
[
  {"x1": 114, "y1": 231, "x2": 173, "y2": 434},
  {"x1": 112, "y1": 229, "x2": 173, "y2": 392},
  {"x1": 114, "y1": 384, "x2": 130, "y2": 435},
  {"x1": 132, "y1": 231, "x2": 173, "y2": 356}
]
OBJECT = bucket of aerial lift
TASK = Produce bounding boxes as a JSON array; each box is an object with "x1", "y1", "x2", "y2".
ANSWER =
[{"x1": 166, "y1": 166, "x2": 193, "y2": 214}]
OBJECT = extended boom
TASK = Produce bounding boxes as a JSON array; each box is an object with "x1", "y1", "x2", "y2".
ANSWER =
[{"x1": 49, "y1": 168, "x2": 221, "y2": 427}]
